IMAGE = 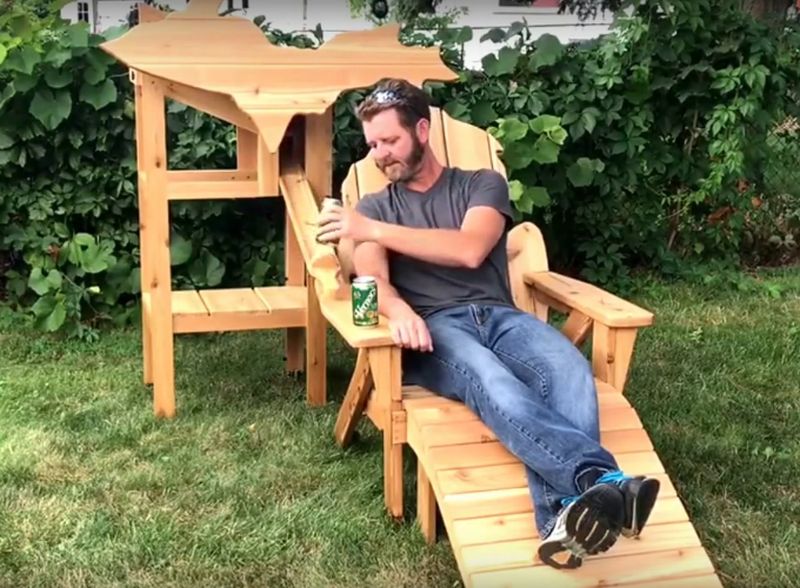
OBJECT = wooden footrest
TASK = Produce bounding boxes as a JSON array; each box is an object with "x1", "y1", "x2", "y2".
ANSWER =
[
  {"x1": 402, "y1": 383, "x2": 722, "y2": 588},
  {"x1": 170, "y1": 286, "x2": 306, "y2": 333}
]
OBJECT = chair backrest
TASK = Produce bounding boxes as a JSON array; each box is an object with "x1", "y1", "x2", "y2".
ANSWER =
[{"x1": 339, "y1": 106, "x2": 548, "y2": 312}]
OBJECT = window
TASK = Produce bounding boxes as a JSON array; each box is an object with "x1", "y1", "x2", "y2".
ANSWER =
[
  {"x1": 77, "y1": 1, "x2": 89, "y2": 22},
  {"x1": 498, "y1": 0, "x2": 561, "y2": 7}
]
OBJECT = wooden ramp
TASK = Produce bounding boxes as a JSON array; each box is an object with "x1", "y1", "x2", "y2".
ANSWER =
[{"x1": 402, "y1": 383, "x2": 722, "y2": 588}]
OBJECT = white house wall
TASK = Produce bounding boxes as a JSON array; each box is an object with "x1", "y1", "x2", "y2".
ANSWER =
[{"x1": 60, "y1": 0, "x2": 614, "y2": 68}]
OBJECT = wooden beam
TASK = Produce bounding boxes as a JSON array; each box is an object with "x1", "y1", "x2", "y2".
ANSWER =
[
  {"x1": 561, "y1": 310, "x2": 593, "y2": 347},
  {"x1": 417, "y1": 459, "x2": 437, "y2": 545},
  {"x1": 305, "y1": 275, "x2": 326, "y2": 406},
  {"x1": 334, "y1": 348, "x2": 373, "y2": 447},
  {"x1": 137, "y1": 73, "x2": 175, "y2": 418},
  {"x1": 284, "y1": 207, "x2": 305, "y2": 374},
  {"x1": 305, "y1": 107, "x2": 333, "y2": 204},
  {"x1": 592, "y1": 324, "x2": 639, "y2": 392},
  {"x1": 163, "y1": 80, "x2": 256, "y2": 132},
  {"x1": 369, "y1": 346, "x2": 404, "y2": 519},
  {"x1": 236, "y1": 127, "x2": 258, "y2": 170}
]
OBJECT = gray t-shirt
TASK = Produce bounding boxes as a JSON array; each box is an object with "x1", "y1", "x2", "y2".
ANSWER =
[{"x1": 355, "y1": 167, "x2": 515, "y2": 318}]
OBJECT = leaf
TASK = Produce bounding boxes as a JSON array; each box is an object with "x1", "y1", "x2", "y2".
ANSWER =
[
  {"x1": 0, "y1": 84, "x2": 15, "y2": 109},
  {"x1": 14, "y1": 74, "x2": 38, "y2": 93},
  {"x1": 530, "y1": 136, "x2": 560, "y2": 165},
  {"x1": 204, "y1": 252, "x2": 225, "y2": 286},
  {"x1": 560, "y1": 110, "x2": 580, "y2": 126},
  {"x1": 42, "y1": 300, "x2": 67, "y2": 332},
  {"x1": 29, "y1": 88, "x2": 72, "y2": 130},
  {"x1": 4, "y1": 45, "x2": 40, "y2": 75},
  {"x1": 32, "y1": 295, "x2": 55, "y2": 317},
  {"x1": 480, "y1": 28, "x2": 507, "y2": 43},
  {"x1": 80, "y1": 79, "x2": 117, "y2": 110},
  {"x1": 73, "y1": 233, "x2": 95, "y2": 246},
  {"x1": 530, "y1": 34, "x2": 564, "y2": 70},
  {"x1": 501, "y1": 141, "x2": 535, "y2": 170},
  {"x1": 68, "y1": 24, "x2": 90, "y2": 48},
  {"x1": 482, "y1": 46, "x2": 520, "y2": 76},
  {"x1": 443, "y1": 100, "x2": 468, "y2": 120},
  {"x1": 567, "y1": 157, "x2": 597, "y2": 187},
  {"x1": 508, "y1": 179, "x2": 524, "y2": 202},
  {"x1": 0, "y1": 45, "x2": 6, "y2": 67},
  {"x1": 471, "y1": 101, "x2": 498, "y2": 126},
  {"x1": 549, "y1": 127, "x2": 568, "y2": 145},
  {"x1": 498, "y1": 117, "x2": 529, "y2": 142},
  {"x1": 83, "y1": 65, "x2": 105, "y2": 85},
  {"x1": 44, "y1": 68, "x2": 73, "y2": 89},
  {"x1": 170, "y1": 232, "x2": 193, "y2": 266},
  {"x1": 0, "y1": 129, "x2": 14, "y2": 149},
  {"x1": 528, "y1": 186, "x2": 551, "y2": 207},
  {"x1": 44, "y1": 46, "x2": 72, "y2": 67},
  {"x1": 530, "y1": 115, "x2": 561, "y2": 134},
  {"x1": 581, "y1": 110, "x2": 597, "y2": 134},
  {"x1": 46, "y1": 269, "x2": 63, "y2": 290},
  {"x1": 28, "y1": 267, "x2": 50, "y2": 295}
]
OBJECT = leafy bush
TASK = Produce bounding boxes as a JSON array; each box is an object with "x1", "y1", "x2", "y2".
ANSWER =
[
  {"x1": 428, "y1": 2, "x2": 800, "y2": 285},
  {"x1": 0, "y1": 8, "x2": 283, "y2": 339},
  {"x1": 2, "y1": 0, "x2": 800, "y2": 338}
]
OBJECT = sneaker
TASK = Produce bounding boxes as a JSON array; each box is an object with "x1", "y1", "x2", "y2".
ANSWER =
[
  {"x1": 537, "y1": 483, "x2": 625, "y2": 569},
  {"x1": 595, "y1": 471, "x2": 661, "y2": 538}
]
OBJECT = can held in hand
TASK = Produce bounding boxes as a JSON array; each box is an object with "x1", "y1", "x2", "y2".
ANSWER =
[
  {"x1": 352, "y1": 276, "x2": 379, "y2": 327},
  {"x1": 317, "y1": 197, "x2": 342, "y2": 245}
]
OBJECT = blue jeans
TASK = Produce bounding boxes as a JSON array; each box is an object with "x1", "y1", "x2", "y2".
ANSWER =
[{"x1": 402, "y1": 303, "x2": 619, "y2": 534}]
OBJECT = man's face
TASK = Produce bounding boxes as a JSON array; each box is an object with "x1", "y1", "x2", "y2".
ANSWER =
[{"x1": 362, "y1": 108, "x2": 426, "y2": 183}]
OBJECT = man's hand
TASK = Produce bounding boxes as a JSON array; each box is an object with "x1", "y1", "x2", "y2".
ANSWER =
[
  {"x1": 317, "y1": 206, "x2": 377, "y2": 244},
  {"x1": 388, "y1": 305, "x2": 433, "y2": 352}
]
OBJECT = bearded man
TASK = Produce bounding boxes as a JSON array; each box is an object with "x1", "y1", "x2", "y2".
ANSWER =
[{"x1": 315, "y1": 78, "x2": 660, "y2": 570}]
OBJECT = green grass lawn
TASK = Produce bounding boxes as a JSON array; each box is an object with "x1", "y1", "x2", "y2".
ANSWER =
[{"x1": 1, "y1": 268, "x2": 799, "y2": 587}]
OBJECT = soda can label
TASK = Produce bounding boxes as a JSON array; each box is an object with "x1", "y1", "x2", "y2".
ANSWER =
[{"x1": 352, "y1": 277, "x2": 379, "y2": 327}]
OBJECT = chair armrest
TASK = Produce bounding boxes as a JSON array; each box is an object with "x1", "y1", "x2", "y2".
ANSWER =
[
  {"x1": 523, "y1": 271, "x2": 654, "y2": 328},
  {"x1": 318, "y1": 292, "x2": 395, "y2": 348}
]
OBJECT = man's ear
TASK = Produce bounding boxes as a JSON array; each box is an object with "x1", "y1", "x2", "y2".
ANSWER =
[{"x1": 415, "y1": 118, "x2": 430, "y2": 144}]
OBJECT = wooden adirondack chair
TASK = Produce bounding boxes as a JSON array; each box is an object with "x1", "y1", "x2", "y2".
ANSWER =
[{"x1": 331, "y1": 106, "x2": 723, "y2": 587}]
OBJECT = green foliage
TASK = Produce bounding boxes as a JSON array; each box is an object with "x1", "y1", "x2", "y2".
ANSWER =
[
  {"x1": 428, "y1": 0, "x2": 800, "y2": 286},
  {"x1": 0, "y1": 9, "x2": 283, "y2": 339},
  {"x1": 3, "y1": 0, "x2": 800, "y2": 337}
]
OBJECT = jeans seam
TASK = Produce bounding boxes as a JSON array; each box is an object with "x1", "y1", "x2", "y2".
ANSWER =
[
  {"x1": 493, "y1": 348, "x2": 550, "y2": 404},
  {"x1": 427, "y1": 351, "x2": 569, "y2": 469}
]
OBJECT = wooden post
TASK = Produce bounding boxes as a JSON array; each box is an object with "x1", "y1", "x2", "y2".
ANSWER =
[
  {"x1": 592, "y1": 324, "x2": 638, "y2": 392},
  {"x1": 369, "y1": 346, "x2": 404, "y2": 519},
  {"x1": 133, "y1": 71, "x2": 153, "y2": 387},
  {"x1": 303, "y1": 107, "x2": 333, "y2": 401},
  {"x1": 334, "y1": 348, "x2": 373, "y2": 446},
  {"x1": 417, "y1": 461, "x2": 437, "y2": 544},
  {"x1": 236, "y1": 126, "x2": 258, "y2": 170},
  {"x1": 136, "y1": 72, "x2": 175, "y2": 418},
  {"x1": 284, "y1": 212, "x2": 305, "y2": 374},
  {"x1": 305, "y1": 276, "x2": 326, "y2": 406},
  {"x1": 305, "y1": 108, "x2": 333, "y2": 204}
]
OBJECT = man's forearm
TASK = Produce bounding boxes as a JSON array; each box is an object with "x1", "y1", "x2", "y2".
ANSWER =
[
  {"x1": 374, "y1": 276, "x2": 413, "y2": 319},
  {"x1": 371, "y1": 222, "x2": 483, "y2": 268}
]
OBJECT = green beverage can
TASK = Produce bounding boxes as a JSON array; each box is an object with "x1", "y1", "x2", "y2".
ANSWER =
[{"x1": 352, "y1": 276, "x2": 379, "y2": 327}]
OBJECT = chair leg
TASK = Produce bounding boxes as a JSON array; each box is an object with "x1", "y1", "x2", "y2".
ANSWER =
[
  {"x1": 384, "y1": 429, "x2": 404, "y2": 520},
  {"x1": 417, "y1": 460, "x2": 437, "y2": 544},
  {"x1": 151, "y1": 315, "x2": 175, "y2": 419},
  {"x1": 141, "y1": 297, "x2": 153, "y2": 386},
  {"x1": 334, "y1": 348, "x2": 373, "y2": 447}
]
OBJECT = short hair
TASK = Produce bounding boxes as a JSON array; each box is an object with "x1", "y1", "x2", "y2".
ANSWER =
[{"x1": 356, "y1": 78, "x2": 431, "y2": 131}]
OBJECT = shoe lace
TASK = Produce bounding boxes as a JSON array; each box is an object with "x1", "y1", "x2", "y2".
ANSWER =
[
  {"x1": 560, "y1": 495, "x2": 577, "y2": 507},
  {"x1": 595, "y1": 470, "x2": 630, "y2": 486}
]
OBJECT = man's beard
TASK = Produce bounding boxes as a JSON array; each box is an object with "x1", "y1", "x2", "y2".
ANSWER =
[{"x1": 377, "y1": 134, "x2": 425, "y2": 183}]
